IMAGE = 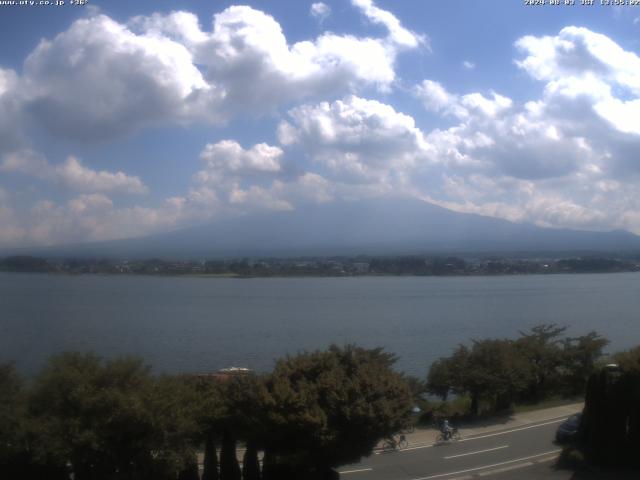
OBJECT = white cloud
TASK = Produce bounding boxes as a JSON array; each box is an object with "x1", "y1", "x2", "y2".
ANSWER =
[
  {"x1": 1, "y1": 151, "x2": 148, "y2": 195},
  {"x1": 4, "y1": 185, "x2": 221, "y2": 247},
  {"x1": 55, "y1": 157, "x2": 148, "y2": 194},
  {"x1": 310, "y1": 2, "x2": 331, "y2": 22},
  {"x1": 0, "y1": 68, "x2": 24, "y2": 154},
  {"x1": 351, "y1": 0, "x2": 425, "y2": 49},
  {"x1": 198, "y1": 140, "x2": 283, "y2": 177},
  {"x1": 22, "y1": 14, "x2": 209, "y2": 141},
  {"x1": 515, "y1": 26, "x2": 640, "y2": 94},
  {"x1": 15, "y1": 1, "x2": 420, "y2": 142},
  {"x1": 406, "y1": 27, "x2": 640, "y2": 234},
  {"x1": 0, "y1": 150, "x2": 48, "y2": 175},
  {"x1": 462, "y1": 60, "x2": 475, "y2": 70},
  {"x1": 413, "y1": 80, "x2": 456, "y2": 113},
  {"x1": 67, "y1": 194, "x2": 114, "y2": 214},
  {"x1": 413, "y1": 80, "x2": 512, "y2": 119},
  {"x1": 0, "y1": 204, "x2": 25, "y2": 244},
  {"x1": 279, "y1": 95, "x2": 431, "y2": 185}
]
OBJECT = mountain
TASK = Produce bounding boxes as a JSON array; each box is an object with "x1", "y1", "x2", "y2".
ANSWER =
[{"x1": 8, "y1": 197, "x2": 640, "y2": 259}]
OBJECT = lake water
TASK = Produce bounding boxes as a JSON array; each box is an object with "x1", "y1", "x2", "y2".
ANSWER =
[{"x1": 1, "y1": 272, "x2": 639, "y2": 377}]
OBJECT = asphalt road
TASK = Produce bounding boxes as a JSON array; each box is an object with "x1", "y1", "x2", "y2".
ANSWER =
[{"x1": 338, "y1": 417, "x2": 568, "y2": 480}]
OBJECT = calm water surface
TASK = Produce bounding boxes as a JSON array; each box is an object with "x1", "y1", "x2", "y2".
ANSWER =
[{"x1": 1, "y1": 272, "x2": 639, "y2": 377}]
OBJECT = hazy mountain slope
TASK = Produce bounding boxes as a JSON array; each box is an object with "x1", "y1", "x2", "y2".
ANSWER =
[{"x1": 8, "y1": 198, "x2": 640, "y2": 259}]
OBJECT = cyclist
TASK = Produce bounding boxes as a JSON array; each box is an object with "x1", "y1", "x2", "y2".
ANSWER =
[{"x1": 442, "y1": 419, "x2": 453, "y2": 441}]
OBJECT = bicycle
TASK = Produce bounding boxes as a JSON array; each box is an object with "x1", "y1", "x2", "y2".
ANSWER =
[
  {"x1": 381, "y1": 434, "x2": 408, "y2": 451},
  {"x1": 436, "y1": 427, "x2": 461, "y2": 443}
]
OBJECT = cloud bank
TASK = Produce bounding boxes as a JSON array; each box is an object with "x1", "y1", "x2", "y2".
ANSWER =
[{"x1": 0, "y1": 2, "x2": 639, "y2": 247}]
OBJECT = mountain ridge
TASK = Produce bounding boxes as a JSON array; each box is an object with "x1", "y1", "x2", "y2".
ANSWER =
[{"x1": 4, "y1": 197, "x2": 640, "y2": 259}]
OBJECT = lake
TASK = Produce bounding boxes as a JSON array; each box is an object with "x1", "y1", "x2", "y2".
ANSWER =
[{"x1": 1, "y1": 272, "x2": 639, "y2": 377}]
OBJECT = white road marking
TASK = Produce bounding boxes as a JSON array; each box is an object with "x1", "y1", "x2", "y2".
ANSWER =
[
  {"x1": 477, "y1": 461, "x2": 533, "y2": 476},
  {"x1": 338, "y1": 467, "x2": 373, "y2": 474},
  {"x1": 374, "y1": 416, "x2": 568, "y2": 454},
  {"x1": 409, "y1": 449, "x2": 561, "y2": 480},
  {"x1": 457, "y1": 418, "x2": 566, "y2": 443},
  {"x1": 444, "y1": 445, "x2": 508, "y2": 459}
]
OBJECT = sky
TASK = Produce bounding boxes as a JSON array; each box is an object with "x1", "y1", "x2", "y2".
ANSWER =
[{"x1": 0, "y1": 0, "x2": 639, "y2": 247}]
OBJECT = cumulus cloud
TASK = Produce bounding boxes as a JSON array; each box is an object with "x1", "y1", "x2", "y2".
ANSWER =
[
  {"x1": 1, "y1": 185, "x2": 221, "y2": 247},
  {"x1": 408, "y1": 26, "x2": 640, "y2": 233},
  {"x1": 0, "y1": 68, "x2": 25, "y2": 154},
  {"x1": 7, "y1": 1, "x2": 421, "y2": 143},
  {"x1": 198, "y1": 140, "x2": 283, "y2": 177},
  {"x1": 22, "y1": 14, "x2": 209, "y2": 141},
  {"x1": 515, "y1": 26, "x2": 640, "y2": 91},
  {"x1": 310, "y1": 2, "x2": 331, "y2": 22},
  {"x1": 279, "y1": 95, "x2": 431, "y2": 185},
  {"x1": 5, "y1": 16, "x2": 640, "y2": 246},
  {"x1": 351, "y1": 0, "x2": 425, "y2": 49},
  {"x1": 414, "y1": 80, "x2": 512, "y2": 120},
  {"x1": 462, "y1": 60, "x2": 475, "y2": 70},
  {"x1": 1, "y1": 151, "x2": 148, "y2": 195},
  {"x1": 55, "y1": 157, "x2": 148, "y2": 194}
]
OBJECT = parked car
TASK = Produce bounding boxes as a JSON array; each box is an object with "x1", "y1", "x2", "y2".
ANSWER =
[{"x1": 555, "y1": 413, "x2": 582, "y2": 443}]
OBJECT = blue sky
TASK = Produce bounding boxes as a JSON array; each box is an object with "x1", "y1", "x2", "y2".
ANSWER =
[{"x1": 0, "y1": 0, "x2": 639, "y2": 247}]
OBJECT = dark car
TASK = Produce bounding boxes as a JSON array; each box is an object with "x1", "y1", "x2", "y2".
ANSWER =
[{"x1": 555, "y1": 413, "x2": 582, "y2": 443}]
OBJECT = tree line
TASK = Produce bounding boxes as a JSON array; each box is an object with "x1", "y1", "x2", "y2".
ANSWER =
[
  {"x1": 0, "y1": 327, "x2": 628, "y2": 478},
  {"x1": 0, "y1": 346, "x2": 413, "y2": 480},
  {"x1": 426, "y1": 324, "x2": 609, "y2": 416}
]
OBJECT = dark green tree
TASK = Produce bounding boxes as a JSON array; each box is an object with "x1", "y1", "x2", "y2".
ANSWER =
[
  {"x1": 149, "y1": 375, "x2": 204, "y2": 478},
  {"x1": 561, "y1": 331, "x2": 609, "y2": 396},
  {"x1": 242, "y1": 441, "x2": 261, "y2": 480},
  {"x1": 427, "y1": 356, "x2": 456, "y2": 401},
  {"x1": 0, "y1": 363, "x2": 24, "y2": 462},
  {"x1": 28, "y1": 353, "x2": 162, "y2": 480},
  {"x1": 262, "y1": 345, "x2": 412, "y2": 477},
  {"x1": 192, "y1": 376, "x2": 226, "y2": 480},
  {"x1": 515, "y1": 324, "x2": 567, "y2": 401},
  {"x1": 202, "y1": 432, "x2": 219, "y2": 480},
  {"x1": 220, "y1": 429, "x2": 242, "y2": 480}
]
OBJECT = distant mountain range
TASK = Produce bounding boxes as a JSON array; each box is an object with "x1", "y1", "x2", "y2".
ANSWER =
[{"x1": 7, "y1": 198, "x2": 640, "y2": 259}]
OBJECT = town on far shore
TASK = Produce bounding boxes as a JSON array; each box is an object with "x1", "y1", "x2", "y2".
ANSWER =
[{"x1": 2, "y1": 253, "x2": 640, "y2": 277}]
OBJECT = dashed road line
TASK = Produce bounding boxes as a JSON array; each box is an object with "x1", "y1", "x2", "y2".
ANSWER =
[
  {"x1": 457, "y1": 418, "x2": 567, "y2": 443},
  {"x1": 408, "y1": 449, "x2": 561, "y2": 480},
  {"x1": 339, "y1": 467, "x2": 373, "y2": 475},
  {"x1": 444, "y1": 445, "x2": 509, "y2": 460}
]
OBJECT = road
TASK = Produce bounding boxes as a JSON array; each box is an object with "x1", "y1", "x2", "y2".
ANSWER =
[{"x1": 338, "y1": 417, "x2": 568, "y2": 480}]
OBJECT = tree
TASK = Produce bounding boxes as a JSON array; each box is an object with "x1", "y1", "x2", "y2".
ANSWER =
[
  {"x1": 220, "y1": 430, "x2": 241, "y2": 480},
  {"x1": 515, "y1": 324, "x2": 567, "y2": 401},
  {"x1": 28, "y1": 353, "x2": 167, "y2": 480},
  {"x1": 561, "y1": 331, "x2": 609, "y2": 396},
  {"x1": 427, "y1": 353, "x2": 462, "y2": 401},
  {"x1": 427, "y1": 340, "x2": 530, "y2": 415},
  {"x1": 220, "y1": 373, "x2": 272, "y2": 479},
  {"x1": 149, "y1": 375, "x2": 204, "y2": 478},
  {"x1": 261, "y1": 345, "x2": 412, "y2": 477},
  {"x1": 201, "y1": 432, "x2": 219, "y2": 480},
  {"x1": 0, "y1": 363, "x2": 23, "y2": 462},
  {"x1": 242, "y1": 441, "x2": 261, "y2": 480},
  {"x1": 191, "y1": 375, "x2": 226, "y2": 480},
  {"x1": 613, "y1": 345, "x2": 640, "y2": 371}
]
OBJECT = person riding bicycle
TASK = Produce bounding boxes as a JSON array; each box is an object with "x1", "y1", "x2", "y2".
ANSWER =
[{"x1": 442, "y1": 419, "x2": 453, "y2": 440}]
